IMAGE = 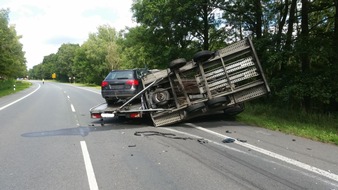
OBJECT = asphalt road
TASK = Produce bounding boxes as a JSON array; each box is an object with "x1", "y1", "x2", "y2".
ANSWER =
[{"x1": 0, "y1": 80, "x2": 337, "y2": 190}]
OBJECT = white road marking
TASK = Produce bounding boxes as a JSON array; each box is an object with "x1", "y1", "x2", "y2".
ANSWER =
[
  {"x1": 185, "y1": 123, "x2": 338, "y2": 182},
  {"x1": 80, "y1": 141, "x2": 99, "y2": 190},
  {"x1": 163, "y1": 127, "x2": 338, "y2": 187},
  {"x1": 70, "y1": 85, "x2": 101, "y2": 95},
  {"x1": 67, "y1": 95, "x2": 70, "y2": 99},
  {"x1": 0, "y1": 84, "x2": 41, "y2": 111},
  {"x1": 162, "y1": 127, "x2": 248, "y2": 154},
  {"x1": 70, "y1": 104, "x2": 76, "y2": 112}
]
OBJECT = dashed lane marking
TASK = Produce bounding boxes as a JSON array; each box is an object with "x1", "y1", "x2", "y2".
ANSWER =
[
  {"x1": 70, "y1": 104, "x2": 76, "y2": 112},
  {"x1": 80, "y1": 141, "x2": 99, "y2": 190}
]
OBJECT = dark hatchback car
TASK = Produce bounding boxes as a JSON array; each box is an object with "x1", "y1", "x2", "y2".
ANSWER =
[{"x1": 101, "y1": 69, "x2": 148, "y2": 105}]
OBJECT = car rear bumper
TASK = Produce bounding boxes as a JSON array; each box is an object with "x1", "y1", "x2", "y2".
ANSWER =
[{"x1": 102, "y1": 90, "x2": 138, "y2": 100}]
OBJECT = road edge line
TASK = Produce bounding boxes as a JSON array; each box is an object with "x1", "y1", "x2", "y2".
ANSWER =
[
  {"x1": 186, "y1": 123, "x2": 338, "y2": 183},
  {"x1": 0, "y1": 83, "x2": 41, "y2": 111}
]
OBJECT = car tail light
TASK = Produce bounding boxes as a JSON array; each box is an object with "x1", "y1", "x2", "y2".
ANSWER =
[
  {"x1": 126, "y1": 80, "x2": 139, "y2": 86},
  {"x1": 130, "y1": 113, "x2": 141, "y2": 118},
  {"x1": 91, "y1": 113, "x2": 102, "y2": 119},
  {"x1": 101, "y1": 81, "x2": 108, "y2": 87}
]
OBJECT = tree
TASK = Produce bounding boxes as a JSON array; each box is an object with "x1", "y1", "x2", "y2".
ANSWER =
[
  {"x1": 118, "y1": 26, "x2": 152, "y2": 69},
  {"x1": 131, "y1": 0, "x2": 219, "y2": 62},
  {"x1": 0, "y1": 9, "x2": 27, "y2": 79},
  {"x1": 73, "y1": 25, "x2": 120, "y2": 84},
  {"x1": 27, "y1": 0, "x2": 338, "y2": 113},
  {"x1": 54, "y1": 43, "x2": 80, "y2": 82}
]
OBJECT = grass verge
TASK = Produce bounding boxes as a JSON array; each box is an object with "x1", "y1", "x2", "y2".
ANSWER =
[
  {"x1": 237, "y1": 103, "x2": 338, "y2": 145},
  {"x1": 0, "y1": 80, "x2": 32, "y2": 98}
]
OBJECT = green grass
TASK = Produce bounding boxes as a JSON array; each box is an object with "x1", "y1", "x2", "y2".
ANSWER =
[
  {"x1": 0, "y1": 80, "x2": 32, "y2": 98},
  {"x1": 238, "y1": 103, "x2": 338, "y2": 145}
]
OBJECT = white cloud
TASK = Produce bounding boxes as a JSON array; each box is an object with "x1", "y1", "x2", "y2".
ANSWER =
[{"x1": 3, "y1": 0, "x2": 136, "y2": 69}]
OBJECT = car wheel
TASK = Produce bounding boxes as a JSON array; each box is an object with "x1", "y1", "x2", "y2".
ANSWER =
[
  {"x1": 168, "y1": 58, "x2": 186, "y2": 70},
  {"x1": 151, "y1": 88, "x2": 170, "y2": 106},
  {"x1": 206, "y1": 96, "x2": 230, "y2": 108},
  {"x1": 193, "y1": 50, "x2": 215, "y2": 63},
  {"x1": 186, "y1": 102, "x2": 205, "y2": 113}
]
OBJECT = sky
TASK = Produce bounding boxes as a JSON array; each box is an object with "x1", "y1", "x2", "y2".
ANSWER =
[{"x1": 2, "y1": 0, "x2": 136, "y2": 69}]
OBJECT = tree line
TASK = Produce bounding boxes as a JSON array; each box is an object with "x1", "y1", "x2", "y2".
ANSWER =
[
  {"x1": 10, "y1": 0, "x2": 338, "y2": 113},
  {"x1": 0, "y1": 9, "x2": 26, "y2": 80}
]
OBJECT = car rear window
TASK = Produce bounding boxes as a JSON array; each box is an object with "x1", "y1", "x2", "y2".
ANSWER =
[{"x1": 106, "y1": 71, "x2": 134, "y2": 80}]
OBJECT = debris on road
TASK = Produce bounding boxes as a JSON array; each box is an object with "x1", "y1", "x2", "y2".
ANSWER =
[
  {"x1": 128, "y1": 144, "x2": 136, "y2": 147},
  {"x1": 134, "y1": 131, "x2": 193, "y2": 140},
  {"x1": 197, "y1": 139, "x2": 208, "y2": 144},
  {"x1": 134, "y1": 131, "x2": 208, "y2": 144},
  {"x1": 222, "y1": 138, "x2": 236, "y2": 143},
  {"x1": 237, "y1": 139, "x2": 247, "y2": 143}
]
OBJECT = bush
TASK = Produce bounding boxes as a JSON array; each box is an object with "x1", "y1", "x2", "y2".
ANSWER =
[{"x1": 0, "y1": 79, "x2": 15, "y2": 90}]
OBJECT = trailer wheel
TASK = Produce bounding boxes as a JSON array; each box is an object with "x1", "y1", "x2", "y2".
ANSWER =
[
  {"x1": 186, "y1": 102, "x2": 205, "y2": 113},
  {"x1": 223, "y1": 103, "x2": 245, "y2": 116},
  {"x1": 151, "y1": 88, "x2": 170, "y2": 106},
  {"x1": 169, "y1": 58, "x2": 186, "y2": 70},
  {"x1": 206, "y1": 96, "x2": 230, "y2": 108},
  {"x1": 193, "y1": 50, "x2": 215, "y2": 63}
]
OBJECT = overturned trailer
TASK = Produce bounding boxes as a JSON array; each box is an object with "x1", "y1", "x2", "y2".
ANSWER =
[{"x1": 90, "y1": 37, "x2": 270, "y2": 127}]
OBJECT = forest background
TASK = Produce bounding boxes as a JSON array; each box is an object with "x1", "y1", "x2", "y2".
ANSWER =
[{"x1": 1, "y1": 0, "x2": 338, "y2": 114}]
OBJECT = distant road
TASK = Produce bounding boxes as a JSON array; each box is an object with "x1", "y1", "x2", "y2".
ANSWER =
[{"x1": 0, "y1": 81, "x2": 337, "y2": 190}]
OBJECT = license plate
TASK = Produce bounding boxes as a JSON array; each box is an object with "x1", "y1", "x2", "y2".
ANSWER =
[
  {"x1": 109, "y1": 85, "x2": 124, "y2": 89},
  {"x1": 101, "y1": 113, "x2": 115, "y2": 118}
]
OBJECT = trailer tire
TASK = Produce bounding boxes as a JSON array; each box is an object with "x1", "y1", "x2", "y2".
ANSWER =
[
  {"x1": 206, "y1": 96, "x2": 230, "y2": 108},
  {"x1": 169, "y1": 58, "x2": 186, "y2": 70},
  {"x1": 223, "y1": 103, "x2": 245, "y2": 116},
  {"x1": 193, "y1": 50, "x2": 215, "y2": 63},
  {"x1": 151, "y1": 88, "x2": 170, "y2": 106},
  {"x1": 186, "y1": 102, "x2": 205, "y2": 113}
]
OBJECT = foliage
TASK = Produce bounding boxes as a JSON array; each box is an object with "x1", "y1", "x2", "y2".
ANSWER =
[
  {"x1": 129, "y1": 0, "x2": 218, "y2": 68},
  {"x1": 26, "y1": 0, "x2": 338, "y2": 113},
  {"x1": 0, "y1": 9, "x2": 27, "y2": 79},
  {"x1": 238, "y1": 103, "x2": 338, "y2": 145},
  {"x1": 29, "y1": 25, "x2": 120, "y2": 85},
  {"x1": 0, "y1": 79, "x2": 31, "y2": 98},
  {"x1": 73, "y1": 25, "x2": 120, "y2": 84},
  {"x1": 0, "y1": 79, "x2": 15, "y2": 91}
]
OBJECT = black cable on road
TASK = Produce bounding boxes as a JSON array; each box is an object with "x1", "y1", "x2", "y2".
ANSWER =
[{"x1": 134, "y1": 131, "x2": 206, "y2": 142}]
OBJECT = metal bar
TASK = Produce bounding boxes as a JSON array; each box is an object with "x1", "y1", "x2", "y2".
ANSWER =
[
  {"x1": 247, "y1": 37, "x2": 271, "y2": 93},
  {"x1": 218, "y1": 51, "x2": 234, "y2": 92},
  {"x1": 118, "y1": 108, "x2": 169, "y2": 113},
  {"x1": 214, "y1": 39, "x2": 250, "y2": 59},
  {"x1": 174, "y1": 70, "x2": 191, "y2": 106},
  {"x1": 198, "y1": 63, "x2": 212, "y2": 99},
  {"x1": 168, "y1": 74, "x2": 181, "y2": 108},
  {"x1": 118, "y1": 78, "x2": 163, "y2": 111}
]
